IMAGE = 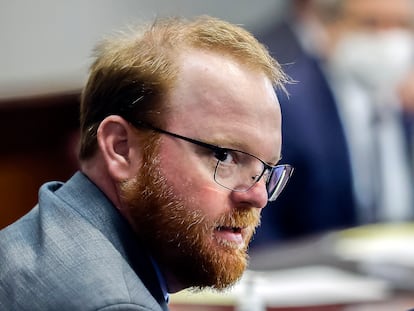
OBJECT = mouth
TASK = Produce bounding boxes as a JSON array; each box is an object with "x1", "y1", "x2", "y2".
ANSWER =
[
  {"x1": 217, "y1": 226, "x2": 242, "y2": 234},
  {"x1": 214, "y1": 225, "x2": 247, "y2": 247}
]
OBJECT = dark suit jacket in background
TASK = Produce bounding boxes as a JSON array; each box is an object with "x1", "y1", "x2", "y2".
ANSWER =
[
  {"x1": 0, "y1": 172, "x2": 168, "y2": 311},
  {"x1": 252, "y1": 22, "x2": 357, "y2": 247}
]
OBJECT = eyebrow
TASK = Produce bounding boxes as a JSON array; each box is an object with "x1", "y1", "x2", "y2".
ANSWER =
[{"x1": 207, "y1": 136, "x2": 282, "y2": 167}]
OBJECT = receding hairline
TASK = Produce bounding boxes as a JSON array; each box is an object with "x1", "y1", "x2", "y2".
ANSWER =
[
  {"x1": 97, "y1": 15, "x2": 289, "y2": 87},
  {"x1": 78, "y1": 15, "x2": 289, "y2": 160}
]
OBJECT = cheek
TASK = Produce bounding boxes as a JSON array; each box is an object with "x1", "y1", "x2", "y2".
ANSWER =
[
  {"x1": 160, "y1": 155, "x2": 230, "y2": 218},
  {"x1": 158, "y1": 140, "x2": 232, "y2": 218},
  {"x1": 158, "y1": 149, "x2": 197, "y2": 192},
  {"x1": 189, "y1": 184, "x2": 231, "y2": 219}
]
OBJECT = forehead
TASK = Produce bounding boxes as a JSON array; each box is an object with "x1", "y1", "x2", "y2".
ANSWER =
[
  {"x1": 166, "y1": 49, "x2": 282, "y2": 161},
  {"x1": 344, "y1": 0, "x2": 413, "y2": 29}
]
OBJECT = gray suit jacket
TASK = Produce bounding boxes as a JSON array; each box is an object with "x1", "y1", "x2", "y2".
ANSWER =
[{"x1": 0, "y1": 172, "x2": 169, "y2": 311}]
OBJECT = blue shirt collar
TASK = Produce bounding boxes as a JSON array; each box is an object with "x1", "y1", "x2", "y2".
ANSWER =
[{"x1": 150, "y1": 257, "x2": 170, "y2": 304}]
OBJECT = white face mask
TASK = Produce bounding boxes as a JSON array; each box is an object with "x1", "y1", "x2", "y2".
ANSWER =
[{"x1": 329, "y1": 30, "x2": 414, "y2": 90}]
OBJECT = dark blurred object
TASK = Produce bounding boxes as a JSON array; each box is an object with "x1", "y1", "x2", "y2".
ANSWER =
[{"x1": 0, "y1": 92, "x2": 80, "y2": 229}]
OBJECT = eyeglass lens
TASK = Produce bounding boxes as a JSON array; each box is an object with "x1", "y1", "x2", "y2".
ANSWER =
[
  {"x1": 213, "y1": 149, "x2": 293, "y2": 201},
  {"x1": 267, "y1": 165, "x2": 294, "y2": 201}
]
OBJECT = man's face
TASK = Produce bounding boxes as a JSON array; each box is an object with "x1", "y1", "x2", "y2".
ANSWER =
[
  {"x1": 122, "y1": 49, "x2": 282, "y2": 290},
  {"x1": 342, "y1": 0, "x2": 413, "y2": 31}
]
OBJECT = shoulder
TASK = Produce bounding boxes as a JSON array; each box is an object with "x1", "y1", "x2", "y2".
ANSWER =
[
  {"x1": 0, "y1": 174, "x2": 163, "y2": 311},
  {"x1": 0, "y1": 212, "x2": 162, "y2": 310}
]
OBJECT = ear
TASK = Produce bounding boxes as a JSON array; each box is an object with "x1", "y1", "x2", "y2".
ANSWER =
[{"x1": 97, "y1": 115, "x2": 142, "y2": 181}]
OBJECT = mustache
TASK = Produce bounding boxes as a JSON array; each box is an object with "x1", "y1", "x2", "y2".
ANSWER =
[{"x1": 213, "y1": 208, "x2": 261, "y2": 229}]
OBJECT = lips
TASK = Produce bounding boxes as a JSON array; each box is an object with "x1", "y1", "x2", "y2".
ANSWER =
[
  {"x1": 214, "y1": 225, "x2": 246, "y2": 247},
  {"x1": 217, "y1": 226, "x2": 242, "y2": 234},
  {"x1": 212, "y1": 209, "x2": 259, "y2": 248}
]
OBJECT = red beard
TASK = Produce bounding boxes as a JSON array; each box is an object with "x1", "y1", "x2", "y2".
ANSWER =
[{"x1": 120, "y1": 145, "x2": 260, "y2": 290}]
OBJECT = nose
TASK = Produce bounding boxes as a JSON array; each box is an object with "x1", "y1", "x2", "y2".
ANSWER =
[{"x1": 230, "y1": 179, "x2": 268, "y2": 209}]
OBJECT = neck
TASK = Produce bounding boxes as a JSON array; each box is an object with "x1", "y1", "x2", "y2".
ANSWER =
[{"x1": 80, "y1": 155, "x2": 123, "y2": 212}]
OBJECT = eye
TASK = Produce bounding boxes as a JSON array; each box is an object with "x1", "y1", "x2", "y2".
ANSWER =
[{"x1": 214, "y1": 148, "x2": 234, "y2": 164}]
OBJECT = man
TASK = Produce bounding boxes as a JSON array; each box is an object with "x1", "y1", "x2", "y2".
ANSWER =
[
  {"x1": 0, "y1": 16, "x2": 293, "y2": 310},
  {"x1": 252, "y1": 0, "x2": 414, "y2": 247}
]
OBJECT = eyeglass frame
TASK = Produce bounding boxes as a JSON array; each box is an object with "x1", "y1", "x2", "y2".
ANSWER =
[{"x1": 123, "y1": 117, "x2": 293, "y2": 202}]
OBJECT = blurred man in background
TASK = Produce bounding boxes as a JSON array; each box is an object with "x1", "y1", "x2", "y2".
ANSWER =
[{"x1": 252, "y1": 0, "x2": 414, "y2": 246}]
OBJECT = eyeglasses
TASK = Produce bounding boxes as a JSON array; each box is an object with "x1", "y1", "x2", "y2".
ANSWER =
[{"x1": 127, "y1": 119, "x2": 293, "y2": 202}]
